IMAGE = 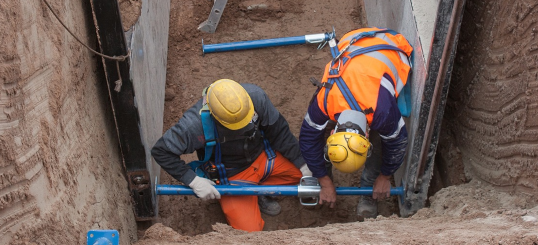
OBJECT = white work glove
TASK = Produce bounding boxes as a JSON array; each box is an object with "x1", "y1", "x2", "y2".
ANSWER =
[
  {"x1": 188, "y1": 176, "x2": 221, "y2": 201},
  {"x1": 300, "y1": 164, "x2": 313, "y2": 177}
]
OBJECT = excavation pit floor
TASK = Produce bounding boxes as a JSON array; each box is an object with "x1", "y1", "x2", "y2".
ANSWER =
[{"x1": 141, "y1": 0, "x2": 538, "y2": 244}]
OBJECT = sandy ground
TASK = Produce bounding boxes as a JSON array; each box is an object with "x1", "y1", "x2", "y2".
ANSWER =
[
  {"x1": 2, "y1": 0, "x2": 537, "y2": 244},
  {"x1": 136, "y1": 180, "x2": 538, "y2": 244},
  {"x1": 154, "y1": 0, "x2": 393, "y2": 235},
  {"x1": 119, "y1": 0, "x2": 142, "y2": 31},
  {"x1": 0, "y1": 1, "x2": 137, "y2": 244},
  {"x1": 148, "y1": 0, "x2": 538, "y2": 243}
]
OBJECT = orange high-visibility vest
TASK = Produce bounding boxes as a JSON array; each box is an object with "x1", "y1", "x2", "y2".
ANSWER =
[{"x1": 316, "y1": 27, "x2": 413, "y2": 124}]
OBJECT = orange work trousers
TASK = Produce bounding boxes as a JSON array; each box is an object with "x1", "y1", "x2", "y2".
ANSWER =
[{"x1": 219, "y1": 151, "x2": 302, "y2": 232}]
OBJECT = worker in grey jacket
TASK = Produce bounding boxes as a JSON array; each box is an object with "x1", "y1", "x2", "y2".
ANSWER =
[{"x1": 152, "y1": 79, "x2": 309, "y2": 232}]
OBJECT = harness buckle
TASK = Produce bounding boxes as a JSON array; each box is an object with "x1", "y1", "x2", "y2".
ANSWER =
[
  {"x1": 327, "y1": 66, "x2": 342, "y2": 78},
  {"x1": 204, "y1": 164, "x2": 220, "y2": 182},
  {"x1": 205, "y1": 139, "x2": 217, "y2": 146},
  {"x1": 332, "y1": 44, "x2": 349, "y2": 63},
  {"x1": 247, "y1": 130, "x2": 257, "y2": 140},
  {"x1": 332, "y1": 30, "x2": 378, "y2": 64}
]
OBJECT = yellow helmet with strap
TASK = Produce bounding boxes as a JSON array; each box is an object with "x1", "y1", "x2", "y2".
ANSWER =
[
  {"x1": 325, "y1": 110, "x2": 371, "y2": 173},
  {"x1": 206, "y1": 79, "x2": 254, "y2": 130}
]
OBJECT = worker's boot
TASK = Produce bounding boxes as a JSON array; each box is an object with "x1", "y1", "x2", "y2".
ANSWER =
[
  {"x1": 258, "y1": 196, "x2": 281, "y2": 216},
  {"x1": 357, "y1": 196, "x2": 378, "y2": 221}
]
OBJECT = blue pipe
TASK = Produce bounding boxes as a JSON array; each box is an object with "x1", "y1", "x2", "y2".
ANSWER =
[
  {"x1": 87, "y1": 230, "x2": 119, "y2": 245},
  {"x1": 158, "y1": 185, "x2": 296, "y2": 196},
  {"x1": 202, "y1": 32, "x2": 335, "y2": 54},
  {"x1": 156, "y1": 184, "x2": 405, "y2": 198}
]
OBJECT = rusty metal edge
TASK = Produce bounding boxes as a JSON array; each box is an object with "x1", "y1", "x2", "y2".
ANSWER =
[
  {"x1": 400, "y1": 0, "x2": 467, "y2": 217},
  {"x1": 89, "y1": 0, "x2": 155, "y2": 220}
]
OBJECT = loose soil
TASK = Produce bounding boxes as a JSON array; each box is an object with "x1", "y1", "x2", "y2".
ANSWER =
[
  {"x1": 145, "y1": 0, "x2": 538, "y2": 244},
  {"x1": 139, "y1": 180, "x2": 538, "y2": 244},
  {"x1": 2, "y1": 0, "x2": 537, "y2": 244},
  {"x1": 118, "y1": 0, "x2": 142, "y2": 31},
  {"x1": 439, "y1": 0, "x2": 538, "y2": 194},
  {"x1": 1, "y1": 1, "x2": 137, "y2": 244},
  {"x1": 155, "y1": 0, "x2": 385, "y2": 236}
]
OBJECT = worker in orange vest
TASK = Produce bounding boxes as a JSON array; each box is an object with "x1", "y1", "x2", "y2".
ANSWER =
[{"x1": 299, "y1": 27, "x2": 413, "y2": 220}]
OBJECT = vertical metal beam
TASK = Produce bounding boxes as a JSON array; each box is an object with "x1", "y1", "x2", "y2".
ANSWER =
[
  {"x1": 89, "y1": 0, "x2": 155, "y2": 220},
  {"x1": 400, "y1": 0, "x2": 466, "y2": 217}
]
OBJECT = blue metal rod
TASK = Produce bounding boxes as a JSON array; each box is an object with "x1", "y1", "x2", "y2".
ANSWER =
[
  {"x1": 156, "y1": 184, "x2": 405, "y2": 197},
  {"x1": 202, "y1": 32, "x2": 334, "y2": 54},
  {"x1": 336, "y1": 186, "x2": 405, "y2": 197},
  {"x1": 157, "y1": 184, "x2": 297, "y2": 196}
]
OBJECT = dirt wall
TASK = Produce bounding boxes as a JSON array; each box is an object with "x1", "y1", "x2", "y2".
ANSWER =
[
  {"x1": 0, "y1": 1, "x2": 136, "y2": 244},
  {"x1": 439, "y1": 0, "x2": 538, "y2": 194}
]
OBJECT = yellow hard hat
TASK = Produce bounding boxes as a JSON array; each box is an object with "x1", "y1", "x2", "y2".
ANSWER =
[
  {"x1": 206, "y1": 79, "x2": 254, "y2": 130},
  {"x1": 325, "y1": 110, "x2": 371, "y2": 173},
  {"x1": 326, "y1": 132, "x2": 370, "y2": 173}
]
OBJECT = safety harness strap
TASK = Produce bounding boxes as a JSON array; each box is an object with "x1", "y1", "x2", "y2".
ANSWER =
[
  {"x1": 324, "y1": 44, "x2": 400, "y2": 115},
  {"x1": 330, "y1": 29, "x2": 396, "y2": 60},
  {"x1": 345, "y1": 44, "x2": 405, "y2": 62},
  {"x1": 329, "y1": 38, "x2": 339, "y2": 59},
  {"x1": 259, "y1": 131, "x2": 276, "y2": 183},
  {"x1": 188, "y1": 110, "x2": 217, "y2": 179},
  {"x1": 188, "y1": 104, "x2": 274, "y2": 186},
  {"x1": 322, "y1": 37, "x2": 407, "y2": 116},
  {"x1": 186, "y1": 108, "x2": 232, "y2": 185},
  {"x1": 332, "y1": 77, "x2": 362, "y2": 113},
  {"x1": 213, "y1": 131, "x2": 230, "y2": 185}
]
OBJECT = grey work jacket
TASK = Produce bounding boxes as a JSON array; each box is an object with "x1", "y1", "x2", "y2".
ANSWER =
[{"x1": 151, "y1": 84, "x2": 304, "y2": 185}]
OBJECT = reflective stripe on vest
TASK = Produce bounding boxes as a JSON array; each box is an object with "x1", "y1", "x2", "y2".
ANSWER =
[
  {"x1": 304, "y1": 112, "x2": 330, "y2": 131},
  {"x1": 317, "y1": 28, "x2": 413, "y2": 122},
  {"x1": 347, "y1": 45, "x2": 406, "y2": 95}
]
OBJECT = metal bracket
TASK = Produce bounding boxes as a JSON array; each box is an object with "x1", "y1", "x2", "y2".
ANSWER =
[
  {"x1": 126, "y1": 170, "x2": 155, "y2": 219},
  {"x1": 198, "y1": 0, "x2": 228, "y2": 33},
  {"x1": 298, "y1": 176, "x2": 320, "y2": 206},
  {"x1": 128, "y1": 170, "x2": 150, "y2": 188},
  {"x1": 318, "y1": 26, "x2": 336, "y2": 50}
]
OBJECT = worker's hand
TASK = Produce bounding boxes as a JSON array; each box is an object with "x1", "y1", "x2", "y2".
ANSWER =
[
  {"x1": 318, "y1": 175, "x2": 336, "y2": 208},
  {"x1": 300, "y1": 164, "x2": 313, "y2": 177},
  {"x1": 188, "y1": 176, "x2": 221, "y2": 200},
  {"x1": 372, "y1": 174, "x2": 391, "y2": 200}
]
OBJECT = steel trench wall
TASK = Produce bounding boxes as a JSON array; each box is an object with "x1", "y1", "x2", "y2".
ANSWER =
[
  {"x1": 90, "y1": 0, "x2": 170, "y2": 220},
  {"x1": 364, "y1": 0, "x2": 466, "y2": 216}
]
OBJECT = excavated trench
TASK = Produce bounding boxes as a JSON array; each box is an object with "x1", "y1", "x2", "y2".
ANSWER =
[
  {"x1": 151, "y1": 0, "x2": 538, "y2": 238},
  {"x1": 148, "y1": 1, "x2": 536, "y2": 235},
  {"x1": 154, "y1": 0, "x2": 390, "y2": 235},
  {"x1": 1, "y1": 0, "x2": 537, "y2": 244}
]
